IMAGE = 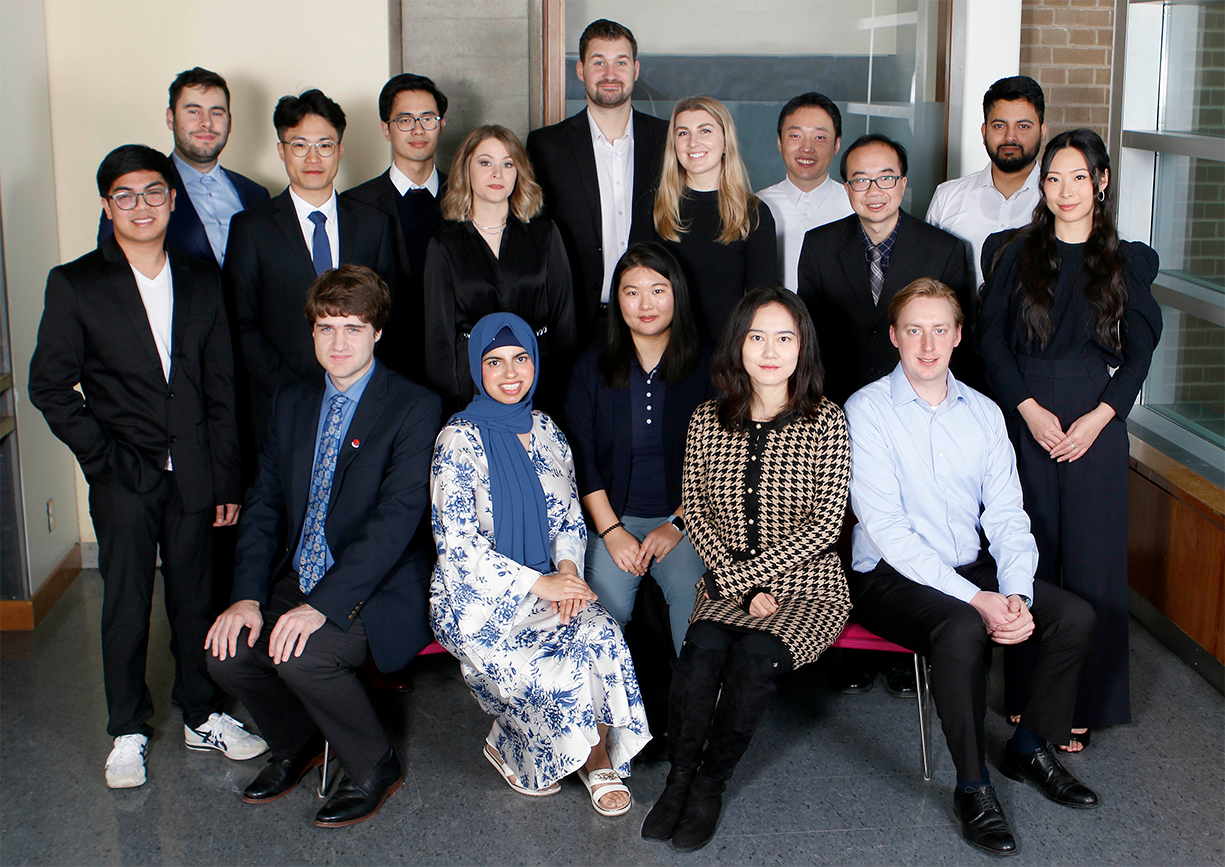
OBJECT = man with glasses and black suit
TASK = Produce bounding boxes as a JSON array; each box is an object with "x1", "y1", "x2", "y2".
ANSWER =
[
  {"x1": 224, "y1": 89, "x2": 397, "y2": 444},
  {"x1": 345, "y1": 74, "x2": 449, "y2": 382},
  {"x1": 30, "y1": 145, "x2": 267, "y2": 790}
]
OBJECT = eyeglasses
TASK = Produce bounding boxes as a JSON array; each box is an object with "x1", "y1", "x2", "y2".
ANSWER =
[
  {"x1": 391, "y1": 114, "x2": 442, "y2": 132},
  {"x1": 280, "y1": 140, "x2": 339, "y2": 158},
  {"x1": 108, "y1": 188, "x2": 170, "y2": 210},
  {"x1": 846, "y1": 175, "x2": 901, "y2": 192}
]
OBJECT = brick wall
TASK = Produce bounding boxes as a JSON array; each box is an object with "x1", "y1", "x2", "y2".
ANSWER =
[{"x1": 1019, "y1": 0, "x2": 1115, "y2": 139}]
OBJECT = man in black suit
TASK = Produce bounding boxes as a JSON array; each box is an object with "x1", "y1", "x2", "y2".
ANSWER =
[
  {"x1": 527, "y1": 18, "x2": 669, "y2": 341},
  {"x1": 99, "y1": 67, "x2": 270, "y2": 268},
  {"x1": 30, "y1": 145, "x2": 267, "y2": 790},
  {"x1": 206, "y1": 265, "x2": 440, "y2": 828},
  {"x1": 798, "y1": 134, "x2": 974, "y2": 407},
  {"x1": 223, "y1": 89, "x2": 397, "y2": 441},
  {"x1": 345, "y1": 73, "x2": 449, "y2": 381},
  {"x1": 798, "y1": 134, "x2": 973, "y2": 695}
]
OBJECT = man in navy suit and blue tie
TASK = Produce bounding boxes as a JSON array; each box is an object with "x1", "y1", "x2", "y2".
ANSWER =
[
  {"x1": 99, "y1": 67, "x2": 270, "y2": 268},
  {"x1": 206, "y1": 265, "x2": 440, "y2": 828}
]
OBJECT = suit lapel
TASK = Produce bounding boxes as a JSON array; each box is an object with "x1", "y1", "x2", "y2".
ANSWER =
[
  {"x1": 166, "y1": 252, "x2": 194, "y2": 384},
  {"x1": 102, "y1": 239, "x2": 165, "y2": 377},
  {"x1": 167, "y1": 160, "x2": 213, "y2": 265},
  {"x1": 834, "y1": 220, "x2": 876, "y2": 322},
  {"x1": 631, "y1": 109, "x2": 661, "y2": 205},
  {"x1": 337, "y1": 195, "x2": 359, "y2": 263},
  {"x1": 329, "y1": 364, "x2": 388, "y2": 509},
  {"x1": 291, "y1": 381, "x2": 326, "y2": 534},
  {"x1": 874, "y1": 211, "x2": 918, "y2": 327},
  {"x1": 271, "y1": 190, "x2": 317, "y2": 277},
  {"x1": 566, "y1": 111, "x2": 603, "y2": 240}
]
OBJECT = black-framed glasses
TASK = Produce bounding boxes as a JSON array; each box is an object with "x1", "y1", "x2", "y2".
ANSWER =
[
  {"x1": 847, "y1": 175, "x2": 901, "y2": 192},
  {"x1": 280, "y1": 139, "x2": 339, "y2": 158},
  {"x1": 108, "y1": 188, "x2": 170, "y2": 210},
  {"x1": 391, "y1": 114, "x2": 441, "y2": 132}
]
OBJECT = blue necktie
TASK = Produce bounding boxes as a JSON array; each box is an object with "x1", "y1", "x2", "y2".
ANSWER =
[
  {"x1": 299, "y1": 394, "x2": 348, "y2": 594},
  {"x1": 308, "y1": 211, "x2": 332, "y2": 277}
]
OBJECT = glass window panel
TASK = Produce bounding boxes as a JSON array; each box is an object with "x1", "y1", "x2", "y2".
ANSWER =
[
  {"x1": 1151, "y1": 152, "x2": 1225, "y2": 294},
  {"x1": 1158, "y1": 2, "x2": 1225, "y2": 137},
  {"x1": 1142, "y1": 305, "x2": 1225, "y2": 449}
]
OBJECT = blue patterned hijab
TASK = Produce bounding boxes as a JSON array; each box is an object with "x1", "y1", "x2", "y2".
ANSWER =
[{"x1": 454, "y1": 313, "x2": 552, "y2": 574}]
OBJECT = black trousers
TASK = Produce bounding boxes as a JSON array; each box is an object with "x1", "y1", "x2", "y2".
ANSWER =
[
  {"x1": 208, "y1": 577, "x2": 388, "y2": 783},
  {"x1": 90, "y1": 471, "x2": 221, "y2": 737},
  {"x1": 849, "y1": 555, "x2": 1096, "y2": 780},
  {"x1": 1006, "y1": 355, "x2": 1132, "y2": 727}
]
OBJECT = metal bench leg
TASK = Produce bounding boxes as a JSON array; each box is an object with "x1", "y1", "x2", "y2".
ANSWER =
[
  {"x1": 914, "y1": 653, "x2": 933, "y2": 781},
  {"x1": 318, "y1": 741, "x2": 331, "y2": 797}
]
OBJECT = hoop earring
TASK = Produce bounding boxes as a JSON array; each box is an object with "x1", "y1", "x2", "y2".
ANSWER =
[{"x1": 1096, "y1": 189, "x2": 1106, "y2": 202}]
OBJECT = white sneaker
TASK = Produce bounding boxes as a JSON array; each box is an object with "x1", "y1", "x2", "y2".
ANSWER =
[
  {"x1": 105, "y1": 734, "x2": 148, "y2": 788},
  {"x1": 184, "y1": 712, "x2": 269, "y2": 760}
]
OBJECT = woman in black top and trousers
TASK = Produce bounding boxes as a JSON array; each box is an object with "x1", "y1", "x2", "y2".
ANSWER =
[
  {"x1": 423, "y1": 125, "x2": 577, "y2": 415},
  {"x1": 979, "y1": 129, "x2": 1162, "y2": 747}
]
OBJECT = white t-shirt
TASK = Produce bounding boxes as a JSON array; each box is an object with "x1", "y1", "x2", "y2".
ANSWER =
[{"x1": 130, "y1": 258, "x2": 174, "y2": 469}]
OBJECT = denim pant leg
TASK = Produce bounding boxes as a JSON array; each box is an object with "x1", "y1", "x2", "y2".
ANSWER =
[
  {"x1": 585, "y1": 519, "x2": 647, "y2": 626},
  {"x1": 645, "y1": 529, "x2": 705, "y2": 657}
]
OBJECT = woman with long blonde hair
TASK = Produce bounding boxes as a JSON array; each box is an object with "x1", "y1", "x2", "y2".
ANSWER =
[
  {"x1": 423, "y1": 125, "x2": 577, "y2": 413},
  {"x1": 652, "y1": 96, "x2": 777, "y2": 341}
]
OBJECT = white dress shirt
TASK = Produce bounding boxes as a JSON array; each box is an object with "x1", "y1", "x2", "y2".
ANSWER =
[
  {"x1": 131, "y1": 259, "x2": 174, "y2": 469},
  {"x1": 756, "y1": 175, "x2": 853, "y2": 293},
  {"x1": 389, "y1": 162, "x2": 440, "y2": 197},
  {"x1": 588, "y1": 110, "x2": 635, "y2": 303},
  {"x1": 925, "y1": 161, "x2": 1041, "y2": 290},
  {"x1": 288, "y1": 187, "x2": 340, "y2": 267}
]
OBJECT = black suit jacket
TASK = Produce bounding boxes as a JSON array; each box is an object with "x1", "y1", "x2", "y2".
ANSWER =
[
  {"x1": 231, "y1": 363, "x2": 441, "y2": 671},
  {"x1": 29, "y1": 237, "x2": 241, "y2": 512},
  {"x1": 527, "y1": 108, "x2": 669, "y2": 337},
  {"x1": 797, "y1": 209, "x2": 974, "y2": 404},
  {"x1": 223, "y1": 189, "x2": 398, "y2": 432},
  {"x1": 98, "y1": 158, "x2": 270, "y2": 269}
]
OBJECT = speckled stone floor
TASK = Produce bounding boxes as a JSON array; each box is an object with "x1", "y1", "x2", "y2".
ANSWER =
[{"x1": 2, "y1": 568, "x2": 1222, "y2": 866}]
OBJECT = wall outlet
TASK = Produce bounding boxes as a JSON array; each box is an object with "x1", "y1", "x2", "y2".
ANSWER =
[{"x1": 46, "y1": 498, "x2": 55, "y2": 533}]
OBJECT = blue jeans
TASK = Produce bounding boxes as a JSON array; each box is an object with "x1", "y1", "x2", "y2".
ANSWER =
[{"x1": 585, "y1": 514, "x2": 705, "y2": 656}]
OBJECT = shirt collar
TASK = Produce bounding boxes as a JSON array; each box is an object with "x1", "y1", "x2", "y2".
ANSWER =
[
  {"x1": 172, "y1": 151, "x2": 225, "y2": 186},
  {"x1": 977, "y1": 160, "x2": 1042, "y2": 198},
  {"x1": 858, "y1": 219, "x2": 900, "y2": 254},
  {"x1": 781, "y1": 174, "x2": 836, "y2": 207},
  {"x1": 324, "y1": 357, "x2": 377, "y2": 403},
  {"x1": 888, "y1": 362, "x2": 965, "y2": 410},
  {"x1": 587, "y1": 109, "x2": 635, "y2": 149},
  {"x1": 389, "y1": 162, "x2": 440, "y2": 197},
  {"x1": 288, "y1": 187, "x2": 338, "y2": 224}
]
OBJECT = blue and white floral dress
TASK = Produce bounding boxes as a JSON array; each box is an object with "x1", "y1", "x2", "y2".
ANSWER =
[{"x1": 430, "y1": 411, "x2": 651, "y2": 790}]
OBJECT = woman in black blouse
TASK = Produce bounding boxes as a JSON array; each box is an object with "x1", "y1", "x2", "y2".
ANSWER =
[
  {"x1": 564, "y1": 243, "x2": 713, "y2": 657},
  {"x1": 424, "y1": 125, "x2": 577, "y2": 414},
  {"x1": 978, "y1": 129, "x2": 1162, "y2": 748},
  {"x1": 652, "y1": 96, "x2": 777, "y2": 343}
]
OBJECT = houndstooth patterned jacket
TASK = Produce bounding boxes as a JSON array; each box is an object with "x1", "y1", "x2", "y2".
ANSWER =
[{"x1": 682, "y1": 397, "x2": 852, "y2": 668}]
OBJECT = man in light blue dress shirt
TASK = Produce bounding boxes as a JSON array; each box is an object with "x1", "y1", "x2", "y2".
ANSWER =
[{"x1": 844, "y1": 277, "x2": 1100, "y2": 857}]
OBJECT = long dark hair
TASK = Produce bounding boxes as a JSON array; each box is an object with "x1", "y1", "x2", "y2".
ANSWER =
[
  {"x1": 1018, "y1": 129, "x2": 1127, "y2": 353},
  {"x1": 598, "y1": 243, "x2": 701, "y2": 388},
  {"x1": 712, "y1": 286, "x2": 824, "y2": 429}
]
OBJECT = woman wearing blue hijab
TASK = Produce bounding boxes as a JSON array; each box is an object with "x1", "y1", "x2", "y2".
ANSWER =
[{"x1": 429, "y1": 312, "x2": 651, "y2": 816}]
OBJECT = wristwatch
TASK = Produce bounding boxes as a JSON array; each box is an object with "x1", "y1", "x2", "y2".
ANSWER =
[
  {"x1": 667, "y1": 515, "x2": 686, "y2": 535},
  {"x1": 1018, "y1": 594, "x2": 1032, "y2": 609}
]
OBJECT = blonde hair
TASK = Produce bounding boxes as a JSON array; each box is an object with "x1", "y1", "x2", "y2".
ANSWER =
[
  {"x1": 441, "y1": 125, "x2": 543, "y2": 223},
  {"x1": 653, "y1": 95, "x2": 760, "y2": 244}
]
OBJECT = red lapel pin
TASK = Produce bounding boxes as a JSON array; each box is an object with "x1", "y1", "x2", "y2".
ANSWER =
[{"x1": 351, "y1": 439, "x2": 360, "y2": 448}]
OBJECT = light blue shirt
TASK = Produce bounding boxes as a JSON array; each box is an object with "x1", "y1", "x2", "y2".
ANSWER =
[
  {"x1": 845, "y1": 364, "x2": 1037, "y2": 603},
  {"x1": 172, "y1": 152, "x2": 244, "y2": 265},
  {"x1": 293, "y1": 360, "x2": 378, "y2": 576}
]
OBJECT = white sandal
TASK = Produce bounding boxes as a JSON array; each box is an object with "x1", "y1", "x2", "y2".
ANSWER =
[
  {"x1": 577, "y1": 767, "x2": 632, "y2": 817},
  {"x1": 483, "y1": 742, "x2": 560, "y2": 796}
]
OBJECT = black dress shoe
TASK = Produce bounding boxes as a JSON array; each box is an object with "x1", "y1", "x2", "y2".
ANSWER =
[
  {"x1": 242, "y1": 735, "x2": 326, "y2": 804},
  {"x1": 953, "y1": 784, "x2": 1017, "y2": 856},
  {"x1": 831, "y1": 654, "x2": 876, "y2": 694},
  {"x1": 884, "y1": 664, "x2": 918, "y2": 697},
  {"x1": 314, "y1": 749, "x2": 403, "y2": 828},
  {"x1": 1001, "y1": 744, "x2": 1099, "y2": 809}
]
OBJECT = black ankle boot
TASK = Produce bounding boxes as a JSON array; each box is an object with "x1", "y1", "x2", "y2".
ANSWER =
[
  {"x1": 640, "y1": 638, "x2": 728, "y2": 843},
  {"x1": 670, "y1": 770, "x2": 725, "y2": 852}
]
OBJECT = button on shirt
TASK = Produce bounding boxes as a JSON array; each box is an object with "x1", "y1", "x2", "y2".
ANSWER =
[
  {"x1": 925, "y1": 161, "x2": 1041, "y2": 290},
  {"x1": 389, "y1": 162, "x2": 440, "y2": 197},
  {"x1": 624, "y1": 363, "x2": 669, "y2": 516},
  {"x1": 588, "y1": 111, "x2": 634, "y2": 303},
  {"x1": 173, "y1": 153, "x2": 244, "y2": 266},
  {"x1": 131, "y1": 259, "x2": 175, "y2": 470},
  {"x1": 844, "y1": 364, "x2": 1037, "y2": 603},
  {"x1": 292, "y1": 360, "x2": 377, "y2": 575},
  {"x1": 756, "y1": 175, "x2": 853, "y2": 292},
  {"x1": 288, "y1": 188, "x2": 340, "y2": 269}
]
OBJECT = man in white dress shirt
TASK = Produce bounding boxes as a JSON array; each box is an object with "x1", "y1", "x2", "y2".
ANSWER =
[
  {"x1": 926, "y1": 76, "x2": 1047, "y2": 289},
  {"x1": 756, "y1": 92, "x2": 854, "y2": 292}
]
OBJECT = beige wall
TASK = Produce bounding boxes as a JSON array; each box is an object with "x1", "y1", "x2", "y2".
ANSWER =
[{"x1": 37, "y1": 0, "x2": 393, "y2": 545}]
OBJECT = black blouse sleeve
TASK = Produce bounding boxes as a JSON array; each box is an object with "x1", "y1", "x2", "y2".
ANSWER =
[
  {"x1": 1100, "y1": 241, "x2": 1162, "y2": 416},
  {"x1": 744, "y1": 199, "x2": 780, "y2": 291},
  {"x1": 977, "y1": 233, "x2": 1033, "y2": 411}
]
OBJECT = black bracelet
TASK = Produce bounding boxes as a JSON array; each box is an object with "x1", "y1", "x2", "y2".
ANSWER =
[{"x1": 598, "y1": 521, "x2": 625, "y2": 539}]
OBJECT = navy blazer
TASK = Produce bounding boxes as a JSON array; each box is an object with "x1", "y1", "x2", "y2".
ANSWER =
[
  {"x1": 98, "y1": 157, "x2": 270, "y2": 269},
  {"x1": 564, "y1": 342, "x2": 715, "y2": 517},
  {"x1": 527, "y1": 108, "x2": 669, "y2": 337},
  {"x1": 29, "y1": 237, "x2": 241, "y2": 511},
  {"x1": 797, "y1": 209, "x2": 974, "y2": 404},
  {"x1": 231, "y1": 362, "x2": 441, "y2": 672}
]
